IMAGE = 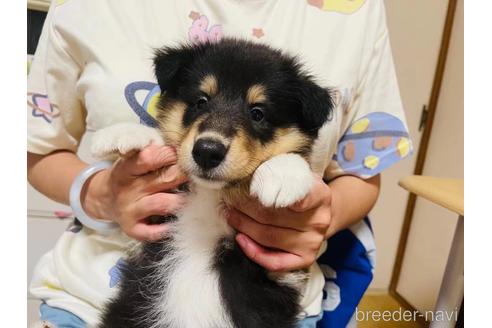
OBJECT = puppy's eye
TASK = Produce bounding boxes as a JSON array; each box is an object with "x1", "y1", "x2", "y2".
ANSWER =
[
  {"x1": 250, "y1": 106, "x2": 265, "y2": 122},
  {"x1": 196, "y1": 96, "x2": 209, "y2": 109}
]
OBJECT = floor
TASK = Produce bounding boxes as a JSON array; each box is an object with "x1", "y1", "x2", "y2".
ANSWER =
[{"x1": 357, "y1": 293, "x2": 423, "y2": 328}]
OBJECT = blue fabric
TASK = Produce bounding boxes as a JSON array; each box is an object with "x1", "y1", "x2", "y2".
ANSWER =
[
  {"x1": 297, "y1": 312, "x2": 324, "y2": 328},
  {"x1": 316, "y1": 217, "x2": 375, "y2": 328},
  {"x1": 39, "y1": 302, "x2": 323, "y2": 328},
  {"x1": 39, "y1": 303, "x2": 86, "y2": 328}
]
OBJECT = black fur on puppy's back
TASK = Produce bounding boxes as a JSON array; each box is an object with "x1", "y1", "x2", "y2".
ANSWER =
[{"x1": 215, "y1": 239, "x2": 300, "y2": 328}]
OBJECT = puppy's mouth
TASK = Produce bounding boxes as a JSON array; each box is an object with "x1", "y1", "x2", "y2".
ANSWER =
[
  {"x1": 188, "y1": 170, "x2": 228, "y2": 190},
  {"x1": 191, "y1": 174, "x2": 227, "y2": 189}
]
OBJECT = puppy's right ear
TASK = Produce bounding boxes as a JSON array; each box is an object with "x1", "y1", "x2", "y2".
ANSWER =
[{"x1": 153, "y1": 45, "x2": 195, "y2": 91}]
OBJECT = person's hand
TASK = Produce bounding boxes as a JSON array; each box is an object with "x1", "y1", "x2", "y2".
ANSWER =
[
  {"x1": 82, "y1": 144, "x2": 188, "y2": 241},
  {"x1": 226, "y1": 176, "x2": 334, "y2": 272}
]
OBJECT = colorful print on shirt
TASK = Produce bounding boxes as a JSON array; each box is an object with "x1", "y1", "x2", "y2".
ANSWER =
[
  {"x1": 27, "y1": 92, "x2": 60, "y2": 123},
  {"x1": 307, "y1": 0, "x2": 367, "y2": 14},
  {"x1": 252, "y1": 28, "x2": 265, "y2": 39},
  {"x1": 188, "y1": 11, "x2": 223, "y2": 44},
  {"x1": 125, "y1": 82, "x2": 160, "y2": 127},
  {"x1": 334, "y1": 112, "x2": 412, "y2": 178}
]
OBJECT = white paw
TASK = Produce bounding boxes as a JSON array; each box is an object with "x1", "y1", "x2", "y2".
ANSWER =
[
  {"x1": 250, "y1": 153, "x2": 314, "y2": 208},
  {"x1": 91, "y1": 123, "x2": 164, "y2": 159}
]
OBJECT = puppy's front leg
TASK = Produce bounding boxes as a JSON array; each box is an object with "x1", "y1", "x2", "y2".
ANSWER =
[
  {"x1": 91, "y1": 123, "x2": 164, "y2": 160},
  {"x1": 250, "y1": 153, "x2": 314, "y2": 208}
]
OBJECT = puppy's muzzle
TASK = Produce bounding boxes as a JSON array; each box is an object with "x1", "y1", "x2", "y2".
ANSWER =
[{"x1": 192, "y1": 138, "x2": 228, "y2": 170}]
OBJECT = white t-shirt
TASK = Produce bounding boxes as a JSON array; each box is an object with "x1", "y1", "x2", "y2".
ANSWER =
[{"x1": 28, "y1": 0, "x2": 412, "y2": 325}]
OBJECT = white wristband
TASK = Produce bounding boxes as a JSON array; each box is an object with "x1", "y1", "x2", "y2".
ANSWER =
[{"x1": 69, "y1": 160, "x2": 119, "y2": 232}]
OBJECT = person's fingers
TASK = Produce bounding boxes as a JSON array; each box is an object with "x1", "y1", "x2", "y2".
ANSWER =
[
  {"x1": 133, "y1": 192, "x2": 187, "y2": 219},
  {"x1": 227, "y1": 209, "x2": 322, "y2": 254},
  {"x1": 235, "y1": 234, "x2": 314, "y2": 272},
  {"x1": 123, "y1": 145, "x2": 178, "y2": 176},
  {"x1": 233, "y1": 178, "x2": 331, "y2": 230},
  {"x1": 233, "y1": 201, "x2": 296, "y2": 228},
  {"x1": 125, "y1": 221, "x2": 172, "y2": 241},
  {"x1": 233, "y1": 200, "x2": 314, "y2": 231},
  {"x1": 228, "y1": 209, "x2": 302, "y2": 252},
  {"x1": 289, "y1": 178, "x2": 332, "y2": 212},
  {"x1": 140, "y1": 164, "x2": 189, "y2": 193}
]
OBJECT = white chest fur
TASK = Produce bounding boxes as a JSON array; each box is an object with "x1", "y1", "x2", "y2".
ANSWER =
[{"x1": 155, "y1": 188, "x2": 234, "y2": 328}]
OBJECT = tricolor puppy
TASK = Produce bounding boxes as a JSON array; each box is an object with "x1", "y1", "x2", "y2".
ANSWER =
[{"x1": 95, "y1": 38, "x2": 334, "y2": 328}]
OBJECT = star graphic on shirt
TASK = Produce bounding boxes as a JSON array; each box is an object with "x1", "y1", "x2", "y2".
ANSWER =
[
  {"x1": 27, "y1": 92, "x2": 60, "y2": 123},
  {"x1": 189, "y1": 10, "x2": 201, "y2": 21},
  {"x1": 307, "y1": 0, "x2": 323, "y2": 9},
  {"x1": 252, "y1": 28, "x2": 265, "y2": 38}
]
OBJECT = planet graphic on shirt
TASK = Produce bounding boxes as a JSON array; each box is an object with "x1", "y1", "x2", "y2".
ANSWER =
[
  {"x1": 124, "y1": 81, "x2": 161, "y2": 127},
  {"x1": 307, "y1": 0, "x2": 367, "y2": 14},
  {"x1": 27, "y1": 92, "x2": 61, "y2": 124},
  {"x1": 335, "y1": 112, "x2": 412, "y2": 178}
]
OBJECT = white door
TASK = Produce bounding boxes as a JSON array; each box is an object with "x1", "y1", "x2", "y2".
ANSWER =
[
  {"x1": 396, "y1": 0, "x2": 463, "y2": 313},
  {"x1": 369, "y1": 0, "x2": 450, "y2": 289}
]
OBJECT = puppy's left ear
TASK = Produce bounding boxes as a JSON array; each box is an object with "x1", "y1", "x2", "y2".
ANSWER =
[
  {"x1": 153, "y1": 45, "x2": 195, "y2": 91},
  {"x1": 298, "y1": 80, "x2": 334, "y2": 131}
]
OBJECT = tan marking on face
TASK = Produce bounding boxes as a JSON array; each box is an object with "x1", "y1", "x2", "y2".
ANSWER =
[
  {"x1": 221, "y1": 127, "x2": 311, "y2": 203},
  {"x1": 222, "y1": 127, "x2": 310, "y2": 182},
  {"x1": 199, "y1": 75, "x2": 218, "y2": 97},
  {"x1": 262, "y1": 128, "x2": 311, "y2": 158},
  {"x1": 221, "y1": 180, "x2": 251, "y2": 206},
  {"x1": 246, "y1": 84, "x2": 267, "y2": 104},
  {"x1": 222, "y1": 129, "x2": 260, "y2": 180},
  {"x1": 157, "y1": 100, "x2": 187, "y2": 146},
  {"x1": 176, "y1": 117, "x2": 206, "y2": 175}
]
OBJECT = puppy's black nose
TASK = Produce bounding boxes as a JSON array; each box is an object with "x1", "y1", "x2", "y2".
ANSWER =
[{"x1": 192, "y1": 138, "x2": 227, "y2": 170}]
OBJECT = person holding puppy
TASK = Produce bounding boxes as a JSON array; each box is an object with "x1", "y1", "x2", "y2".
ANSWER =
[{"x1": 27, "y1": 0, "x2": 411, "y2": 327}]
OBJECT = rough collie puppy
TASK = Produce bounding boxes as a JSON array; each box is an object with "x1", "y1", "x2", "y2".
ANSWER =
[{"x1": 94, "y1": 38, "x2": 334, "y2": 328}]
